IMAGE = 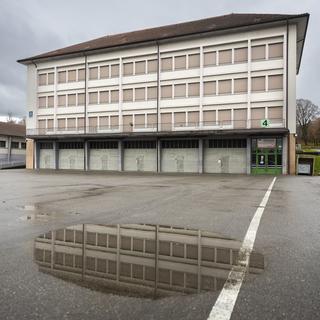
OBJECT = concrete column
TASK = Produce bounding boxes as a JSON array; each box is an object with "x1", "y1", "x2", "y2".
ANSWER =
[
  {"x1": 54, "y1": 141, "x2": 59, "y2": 170},
  {"x1": 34, "y1": 140, "x2": 40, "y2": 170},
  {"x1": 246, "y1": 137, "x2": 251, "y2": 175},
  {"x1": 288, "y1": 133, "x2": 296, "y2": 175},
  {"x1": 198, "y1": 138, "x2": 204, "y2": 174},
  {"x1": 118, "y1": 140, "x2": 123, "y2": 171},
  {"x1": 84, "y1": 140, "x2": 89, "y2": 171},
  {"x1": 157, "y1": 139, "x2": 161, "y2": 173},
  {"x1": 7, "y1": 136, "x2": 12, "y2": 162},
  {"x1": 282, "y1": 135, "x2": 288, "y2": 175}
]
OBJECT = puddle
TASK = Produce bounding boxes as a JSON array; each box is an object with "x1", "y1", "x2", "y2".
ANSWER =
[{"x1": 34, "y1": 224, "x2": 264, "y2": 299}]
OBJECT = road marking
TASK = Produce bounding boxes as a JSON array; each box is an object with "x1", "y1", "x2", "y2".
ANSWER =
[{"x1": 207, "y1": 177, "x2": 277, "y2": 320}]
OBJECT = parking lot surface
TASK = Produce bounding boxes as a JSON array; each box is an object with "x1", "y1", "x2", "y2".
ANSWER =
[{"x1": 0, "y1": 170, "x2": 319, "y2": 320}]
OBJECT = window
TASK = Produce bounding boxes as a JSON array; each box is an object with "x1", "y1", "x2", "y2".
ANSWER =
[
  {"x1": 123, "y1": 89, "x2": 133, "y2": 102},
  {"x1": 218, "y1": 80, "x2": 232, "y2": 94},
  {"x1": 59, "y1": 142, "x2": 83, "y2": 149},
  {"x1": 234, "y1": 109, "x2": 247, "y2": 129},
  {"x1": 269, "y1": 43, "x2": 283, "y2": 59},
  {"x1": 188, "y1": 111, "x2": 199, "y2": 126},
  {"x1": 78, "y1": 93, "x2": 85, "y2": 105},
  {"x1": 147, "y1": 114, "x2": 157, "y2": 128},
  {"x1": 161, "y1": 57, "x2": 172, "y2": 71},
  {"x1": 134, "y1": 114, "x2": 145, "y2": 128},
  {"x1": 89, "y1": 141, "x2": 118, "y2": 149},
  {"x1": 39, "y1": 142, "x2": 53, "y2": 149},
  {"x1": 47, "y1": 96, "x2": 54, "y2": 108},
  {"x1": 188, "y1": 54, "x2": 200, "y2": 68},
  {"x1": 11, "y1": 141, "x2": 19, "y2": 149},
  {"x1": 135, "y1": 61, "x2": 146, "y2": 74},
  {"x1": 89, "y1": 92, "x2": 98, "y2": 104},
  {"x1": 48, "y1": 72, "x2": 54, "y2": 84},
  {"x1": 161, "y1": 85, "x2": 172, "y2": 99},
  {"x1": 219, "y1": 109, "x2": 231, "y2": 125},
  {"x1": 67, "y1": 94, "x2": 76, "y2": 106},
  {"x1": 251, "y1": 76, "x2": 266, "y2": 92},
  {"x1": 174, "y1": 112, "x2": 186, "y2": 126},
  {"x1": 68, "y1": 70, "x2": 76, "y2": 82},
  {"x1": 100, "y1": 65, "x2": 109, "y2": 78},
  {"x1": 174, "y1": 56, "x2": 186, "y2": 70},
  {"x1": 67, "y1": 118, "x2": 76, "y2": 130},
  {"x1": 38, "y1": 97, "x2": 46, "y2": 108},
  {"x1": 100, "y1": 91, "x2": 109, "y2": 104},
  {"x1": 47, "y1": 119, "x2": 53, "y2": 130},
  {"x1": 251, "y1": 45, "x2": 266, "y2": 61},
  {"x1": 0, "y1": 141, "x2": 6, "y2": 148},
  {"x1": 188, "y1": 83, "x2": 200, "y2": 97},
  {"x1": 268, "y1": 75, "x2": 283, "y2": 90},
  {"x1": 219, "y1": 49, "x2": 232, "y2": 65},
  {"x1": 203, "y1": 110, "x2": 216, "y2": 126},
  {"x1": 234, "y1": 78, "x2": 248, "y2": 93},
  {"x1": 110, "y1": 90, "x2": 119, "y2": 103},
  {"x1": 161, "y1": 140, "x2": 199, "y2": 148},
  {"x1": 21, "y1": 142, "x2": 26, "y2": 149},
  {"x1": 147, "y1": 87, "x2": 157, "y2": 100},
  {"x1": 135, "y1": 88, "x2": 145, "y2": 101},
  {"x1": 251, "y1": 107, "x2": 265, "y2": 128},
  {"x1": 234, "y1": 48, "x2": 248, "y2": 63},
  {"x1": 147, "y1": 59, "x2": 157, "y2": 73},
  {"x1": 78, "y1": 68, "x2": 85, "y2": 81},
  {"x1": 208, "y1": 139, "x2": 247, "y2": 148},
  {"x1": 203, "y1": 81, "x2": 216, "y2": 96},
  {"x1": 110, "y1": 64, "x2": 119, "y2": 77},
  {"x1": 174, "y1": 84, "x2": 186, "y2": 98},
  {"x1": 58, "y1": 71, "x2": 66, "y2": 83},
  {"x1": 268, "y1": 106, "x2": 283, "y2": 122},
  {"x1": 89, "y1": 67, "x2": 98, "y2": 80},
  {"x1": 38, "y1": 74, "x2": 47, "y2": 86},
  {"x1": 124, "y1": 140, "x2": 156, "y2": 149},
  {"x1": 58, "y1": 118, "x2": 66, "y2": 130},
  {"x1": 123, "y1": 62, "x2": 134, "y2": 76},
  {"x1": 204, "y1": 52, "x2": 216, "y2": 66}
]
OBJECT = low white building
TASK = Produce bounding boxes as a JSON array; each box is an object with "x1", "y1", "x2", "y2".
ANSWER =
[
  {"x1": 18, "y1": 13, "x2": 309, "y2": 174},
  {"x1": 0, "y1": 122, "x2": 26, "y2": 168}
]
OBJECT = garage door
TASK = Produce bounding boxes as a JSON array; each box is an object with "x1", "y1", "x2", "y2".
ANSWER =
[
  {"x1": 161, "y1": 140, "x2": 199, "y2": 173},
  {"x1": 58, "y1": 142, "x2": 84, "y2": 170},
  {"x1": 89, "y1": 141, "x2": 119, "y2": 171},
  {"x1": 39, "y1": 142, "x2": 55, "y2": 169},
  {"x1": 123, "y1": 141, "x2": 157, "y2": 172},
  {"x1": 204, "y1": 139, "x2": 247, "y2": 173}
]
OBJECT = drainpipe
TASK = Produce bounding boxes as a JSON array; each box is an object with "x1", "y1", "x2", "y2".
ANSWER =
[
  {"x1": 156, "y1": 42, "x2": 160, "y2": 172},
  {"x1": 286, "y1": 19, "x2": 290, "y2": 174},
  {"x1": 84, "y1": 53, "x2": 88, "y2": 171}
]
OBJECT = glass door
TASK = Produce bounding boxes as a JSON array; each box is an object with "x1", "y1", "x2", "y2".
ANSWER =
[{"x1": 251, "y1": 138, "x2": 282, "y2": 174}]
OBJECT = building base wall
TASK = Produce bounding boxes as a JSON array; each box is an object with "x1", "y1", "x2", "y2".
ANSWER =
[{"x1": 288, "y1": 133, "x2": 296, "y2": 175}]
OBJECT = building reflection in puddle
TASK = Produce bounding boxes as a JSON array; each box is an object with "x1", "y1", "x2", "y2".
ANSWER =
[{"x1": 34, "y1": 224, "x2": 264, "y2": 298}]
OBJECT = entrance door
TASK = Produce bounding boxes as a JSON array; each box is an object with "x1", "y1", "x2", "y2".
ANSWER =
[{"x1": 251, "y1": 138, "x2": 282, "y2": 174}]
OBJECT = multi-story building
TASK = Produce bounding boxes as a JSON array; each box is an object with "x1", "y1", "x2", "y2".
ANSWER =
[
  {"x1": 0, "y1": 121, "x2": 26, "y2": 169},
  {"x1": 18, "y1": 13, "x2": 309, "y2": 174}
]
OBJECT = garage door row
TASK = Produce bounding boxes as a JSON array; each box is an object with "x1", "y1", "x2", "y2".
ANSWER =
[{"x1": 38, "y1": 139, "x2": 248, "y2": 174}]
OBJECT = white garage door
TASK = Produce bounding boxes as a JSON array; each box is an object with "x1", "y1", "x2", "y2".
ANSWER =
[
  {"x1": 161, "y1": 140, "x2": 199, "y2": 173},
  {"x1": 39, "y1": 142, "x2": 55, "y2": 169},
  {"x1": 204, "y1": 139, "x2": 247, "y2": 174},
  {"x1": 89, "y1": 141, "x2": 119, "y2": 171},
  {"x1": 58, "y1": 142, "x2": 84, "y2": 170},
  {"x1": 123, "y1": 141, "x2": 157, "y2": 172}
]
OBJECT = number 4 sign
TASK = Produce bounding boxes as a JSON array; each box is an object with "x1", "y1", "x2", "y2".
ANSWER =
[{"x1": 261, "y1": 119, "x2": 271, "y2": 128}]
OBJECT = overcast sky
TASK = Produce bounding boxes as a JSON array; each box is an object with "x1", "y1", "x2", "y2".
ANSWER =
[{"x1": 0, "y1": 0, "x2": 318, "y2": 118}]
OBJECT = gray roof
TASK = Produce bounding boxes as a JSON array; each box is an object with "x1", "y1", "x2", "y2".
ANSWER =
[{"x1": 17, "y1": 13, "x2": 309, "y2": 72}]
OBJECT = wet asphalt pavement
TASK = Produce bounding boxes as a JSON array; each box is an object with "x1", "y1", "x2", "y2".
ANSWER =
[{"x1": 0, "y1": 169, "x2": 319, "y2": 320}]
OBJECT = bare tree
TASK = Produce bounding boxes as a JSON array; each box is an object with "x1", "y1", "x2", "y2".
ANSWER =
[{"x1": 296, "y1": 99, "x2": 320, "y2": 144}]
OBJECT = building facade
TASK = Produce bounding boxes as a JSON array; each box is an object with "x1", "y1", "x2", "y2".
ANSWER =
[
  {"x1": 0, "y1": 122, "x2": 26, "y2": 169},
  {"x1": 18, "y1": 13, "x2": 309, "y2": 174}
]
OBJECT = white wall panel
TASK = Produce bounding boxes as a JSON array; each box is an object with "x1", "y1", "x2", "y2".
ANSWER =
[
  {"x1": 89, "y1": 149, "x2": 118, "y2": 171},
  {"x1": 161, "y1": 149, "x2": 198, "y2": 173},
  {"x1": 204, "y1": 148, "x2": 246, "y2": 173},
  {"x1": 123, "y1": 149, "x2": 156, "y2": 172},
  {"x1": 59, "y1": 149, "x2": 84, "y2": 170}
]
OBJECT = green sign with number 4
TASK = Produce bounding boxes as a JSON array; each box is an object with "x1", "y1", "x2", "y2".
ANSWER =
[{"x1": 261, "y1": 119, "x2": 271, "y2": 128}]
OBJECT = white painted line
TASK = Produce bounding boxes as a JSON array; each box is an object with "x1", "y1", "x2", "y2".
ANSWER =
[{"x1": 207, "y1": 177, "x2": 277, "y2": 320}]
